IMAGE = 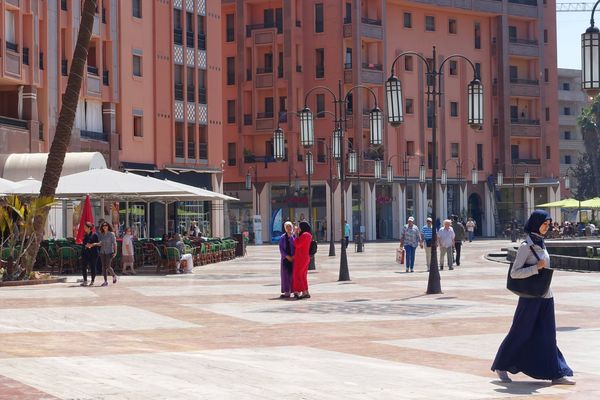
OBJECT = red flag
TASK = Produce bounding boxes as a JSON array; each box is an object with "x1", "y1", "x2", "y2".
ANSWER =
[{"x1": 75, "y1": 195, "x2": 95, "y2": 244}]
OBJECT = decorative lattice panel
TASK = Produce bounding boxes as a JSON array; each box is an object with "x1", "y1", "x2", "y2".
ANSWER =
[
  {"x1": 197, "y1": 50, "x2": 206, "y2": 70},
  {"x1": 174, "y1": 45, "x2": 183, "y2": 64},
  {"x1": 197, "y1": 0, "x2": 206, "y2": 15},
  {"x1": 174, "y1": 101, "x2": 184, "y2": 121},
  {"x1": 198, "y1": 104, "x2": 207, "y2": 125},
  {"x1": 186, "y1": 48, "x2": 195, "y2": 67},
  {"x1": 174, "y1": 0, "x2": 182, "y2": 10},
  {"x1": 185, "y1": 0, "x2": 194, "y2": 12},
  {"x1": 187, "y1": 103, "x2": 196, "y2": 122}
]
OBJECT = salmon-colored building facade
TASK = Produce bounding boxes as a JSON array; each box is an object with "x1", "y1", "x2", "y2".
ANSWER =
[{"x1": 222, "y1": 0, "x2": 561, "y2": 241}]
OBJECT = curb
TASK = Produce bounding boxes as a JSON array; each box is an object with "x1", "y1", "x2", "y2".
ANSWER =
[{"x1": 0, "y1": 277, "x2": 67, "y2": 287}]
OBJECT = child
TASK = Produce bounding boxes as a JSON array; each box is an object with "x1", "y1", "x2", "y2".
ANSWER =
[{"x1": 122, "y1": 227, "x2": 136, "y2": 275}]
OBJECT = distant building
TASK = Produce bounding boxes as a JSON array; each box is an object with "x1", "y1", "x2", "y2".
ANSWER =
[{"x1": 557, "y1": 68, "x2": 589, "y2": 196}]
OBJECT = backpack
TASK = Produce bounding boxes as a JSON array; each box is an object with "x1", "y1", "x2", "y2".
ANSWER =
[{"x1": 309, "y1": 240, "x2": 318, "y2": 255}]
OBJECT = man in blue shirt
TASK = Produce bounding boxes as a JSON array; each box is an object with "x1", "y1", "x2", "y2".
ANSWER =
[
  {"x1": 421, "y1": 217, "x2": 433, "y2": 271},
  {"x1": 344, "y1": 220, "x2": 350, "y2": 249}
]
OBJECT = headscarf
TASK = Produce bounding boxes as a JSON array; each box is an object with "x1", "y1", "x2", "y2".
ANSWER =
[
  {"x1": 524, "y1": 209, "x2": 551, "y2": 248},
  {"x1": 299, "y1": 221, "x2": 312, "y2": 235}
]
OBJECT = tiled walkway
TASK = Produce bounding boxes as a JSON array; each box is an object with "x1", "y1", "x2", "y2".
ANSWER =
[{"x1": 0, "y1": 240, "x2": 598, "y2": 399}]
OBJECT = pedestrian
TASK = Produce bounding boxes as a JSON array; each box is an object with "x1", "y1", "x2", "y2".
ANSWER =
[
  {"x1": 492, "y1": 210, "x2": 574, "y2": 385},
  {"x1": 96, "y1": 221, "x2": 118, "y2": 286},
  {"x1": 451, "y1": 215, "x2": 466, "y2": 266},
  {"x1": 466, "y1": 218, "x2": 476, "y2": 242},
  {"x1": 189, "y1": 221, "x2": 200, "y2": 237},
  {"x1": 344, "y1": 220, "x2": 350, "y2": 249},
  {"x1": 80, "y1": 222, "x2": 99, "y2": 286},
  {"x1": 278, "y1": 221, "x2": 295, "y2": 298},
  {"x1": 169, "y1": 233, "x2": 193, "y2": 273},
  {"x1": 292, "y1": 221, "x2": 312, "y2": 299},
  {"x1": 121, "y1": 227, "x2": 136, "y2": 275},
  {"x1": 400, "y1": 216, "x2": 422, "y2": 273},
  {"x1": 437, "y1": 219, "x2": 455, "y2": 270},
  {"x1": 421, "y1": 217, "x2": 434, "y2": 271}
]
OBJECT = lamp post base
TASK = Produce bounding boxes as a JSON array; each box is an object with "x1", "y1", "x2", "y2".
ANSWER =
[
  {"x1": 338, "y1": 244, "x2": 350, "y2": 281},
  {"x1": 328, "y1": 240, "x2": 336, "y2": 256},
  {"x1": 426, "y1": 244, "x2": 442, "y2": 294},
  {"x1": 309, "y1": 255, "x2": 316, "y2": 270},
  {"x1": 356, "y1": 235, "x2": 364, "y2": 252}
]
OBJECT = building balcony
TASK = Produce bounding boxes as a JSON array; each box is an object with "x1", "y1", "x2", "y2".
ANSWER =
[
  {"x1": 511, "y1": 118, "x2": 539, "y2": 125},
  {"x1": 0, "y1": 115, "x2": 28, "y2": 130},
  {"x1": 343, "y1": 23, "x2": 352, "y2": 38},
  {"x1": 511, "y1": 123, "x2": 541, "y2": 137},
  {"x1": 559, "y1": 114, "x2": 578, "y2": 126},
  {"x1": 246, "y1": 23, "x2": 281, "y2": 38},
  {"x1": 256, "y1": 112, "x2": 274, "y2": 130},
  {"x1": 86, "y1": 73, "x2": 101, "y2": 96},
  {"x1": 508, "y1": 37, "x2": 539, "y2": 57},
  {"x1": 507, "y1": 0, "x2": 538, "y2": 17},
  {"x1": 361, "y1": 63, "x2": 383, "y2": 84},
  {"x1": 361, "y1": 18, "x2": 383, "y2": 40},
  {"x1": 6, "y1": 41, "x2": 19, "y2": 53},
  {"x1": 558, "y1": 90, "x2": 587, "y2": 102},
  {"x1": 511, "y1": 161, "x2": 541, "y2": 177},
  {"x1": 509, "y1": 80, "x2": 540, "y2": 97},
  {"x1": 560, "y1": 139, "x2": 585, "y2": 151},
  {"x1": 255, "y1": 73, "x2": 273, "y2": 88},
  {"x1": 6, "y1": 0, "x2": 19, "y2": 8},
  {"x1": 87, "y1": 65, "x2": 99, "y2": 75},
  {"x1": 80, "y1": 130, "x2": 108, "y2": 142},
  {"x1": 344, "y1": 69, "x2": 353, "y2": 84}
]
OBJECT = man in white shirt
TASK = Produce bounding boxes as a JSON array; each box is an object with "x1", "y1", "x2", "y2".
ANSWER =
[{"x1": 437, "y1": 219, "x2": 455, "y2": 270}]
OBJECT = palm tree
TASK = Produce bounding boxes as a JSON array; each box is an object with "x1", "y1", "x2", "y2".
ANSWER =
[
  {"x1": 21, "y1": 0, "x2": 98, "y2": 273},
  {"x1": 577, "y1": 97, "x2": 600, "y2": 197}
]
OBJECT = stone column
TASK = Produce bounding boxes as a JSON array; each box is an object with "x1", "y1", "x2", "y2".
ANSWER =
[{"x1": 103, "y1": 102, "x2": 119, "y2": 169}]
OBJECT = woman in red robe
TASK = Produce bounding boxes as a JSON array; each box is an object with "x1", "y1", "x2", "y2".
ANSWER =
[{"x1": 292, "y1": 221, "x2": 312, "y2": 299}]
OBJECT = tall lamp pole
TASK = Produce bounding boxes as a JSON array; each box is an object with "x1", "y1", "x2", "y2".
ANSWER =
[
  {"x1": 386, "y1": 46, "x2": 483, "y2": 294},
  {"x1": 301, "y1": 80, "x2": 383, "y2": 281}
]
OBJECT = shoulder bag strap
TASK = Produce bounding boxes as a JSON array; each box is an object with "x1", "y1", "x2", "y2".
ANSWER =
[{"x1": 528, "y1": 245, "x2": 541, "y2": 261}]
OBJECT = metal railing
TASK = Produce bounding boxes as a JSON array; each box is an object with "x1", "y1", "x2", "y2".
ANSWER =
[
  {"x1": 87, "y1": 65, "x2": 99, "y2": 75},
  {"x1": 344, "y1": 63, "x2": 352, "y2": 70},
  {"x1": 187, "y1": 85, "x2": 195, "y2": 102},
  {"x1": 199, "y1": 143, "x2": 208, "y2": 160},
  {"x1": 22, "y1": 47, "x2": 29, "y2": 65},
  {"x1": 186, "y1": 31, "x2": 194, "y2": 48},
  {"x1": 174, "y1": 28, "x2": 183, "y2": 45},
  {"x1": 256, "y1": 67, "x2": 273, "y2": 74},
  {"x1": 361, "y1": 17, "x2": 382, "y2": 26},
  {"x1": 198, "y1": 33, "x2": 206, "y2": 50},
  {"x1": 198, "y1": 88, "x2": 206, "y2": 104},
  {"x1": 0, "y1": 116, "x2": 28, "y2": 129},
  {"x1": 508, "y1": 0, "x2": 537, "y2": 5},
  {"x1": 509, "y1": 37, "x2": 538, "y2": 45},
  {"x1": 510, "y1": 78, "x2": 539, "y2": 85},
  {"x1": 80, "y1": 130, "x2": 108, "y2": 141},
  {"x1": 510, "y1": 118, "x2": 540, "y2": 125},
  {"x1": 174, "y1": 83, "x2": 184, "y2": 101},
  {"x1": 316, "y1": 66, "x2": 324, "y2": 78},
  {"x1": 257, "y1": 112, "x2": 274, "y2": 119},
  {"x1": 344, "y1": 17, "x2": 352, "y2": 24},
  {"x1": 6, "y1": 41, "x2": 18, "y2": 52}
]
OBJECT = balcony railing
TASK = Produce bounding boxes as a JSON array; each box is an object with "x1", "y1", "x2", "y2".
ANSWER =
[
  {"x1": 174, "y1": 83, "x2": 184, "y2": 101},
  {"x1": 228, "y1": 158, "x2": 237, "y2": 166},
  {"x1": 61, "y1": 59, "x2": 68, "y2": 76},
  {"x1": 508, "y1": 0, "x2": 537, "y2": 5},
  {"x1": 187, "y1": 85, "x2": 195, "y2": 102},
  {"x1": 227, "y1": 115, "x2": 236, "y2": 123},
  {"x1": 198, "y1": 88, "x2": 206, "y2": 104},
  {"x1": 361, "y1": 17, "x2": 382, "y2": 26},
  {"x1": 87, "y1": 65, "x2": 99, "y2": 75},
  {"x1": 175, "y1": 141, "x2": 185, "y2": 159},
  {"x1": 6, "y1": 41, "x2": 18, "y2": 52},
  {"x1": 344, "y1": 16, "x2": 352, "y2": 24},
  {"x1": 199, "y1": 143, "x2": 208, "y2": 160},
  {"x1": 362, "y1": 62, "x2": 383, "y2": 71},
  {"x1": 174, "y1": 28, "x2": 183, "y2": 45},
  {"x1": 257, "y1": 112, "x2": 274, "y2": 119},
  {"x1": 0, "y1": 116, "x2": 28, "y2": 130},
  {"x1": 186, "y1": 31, "x2": 194, "y2": 48},
  {"x1": 511, "y1": 118, "x2": 540, "y2": 125},
  {"x1": 513, "y1": 158, "x2": 541, "y2": 165},
  {"x1": 22, "y1": 47, "x2": 29, "y2": 65},
  {"x1": 244, "y1": 114, "x2": 252, "y2": 125},
  {"x1": 80, "y1": 130, "x2": 108, "y2": 141},
  {"x1": 198, "y1": 33, "x2": 206, "y2": 50},
  {"x1": 103, "y1": 70, "x2": 109, "y2": 86},
  {"x1": 509, "y1": 37, "x2": 538, "y2": 45},
  {"x1": 316, "y1": 66, "x2": 324, "y2": 78},
  {"x1": 510, "y1": 78, "x2": 539, "y2": 85},
  {"x1": 256, "y1": 67, "x2": 273, "y2": 74},
  {"x1": 344, "y1": 63, "x2": 352, "y2": 70}
]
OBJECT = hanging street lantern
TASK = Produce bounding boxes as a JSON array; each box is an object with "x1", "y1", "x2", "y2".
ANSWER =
[
  {"x1": 369, "y1": 107, "x2": 383, "y2": 145},
  {"x1": 348, "y1": 150, "x2": 357, "y2": 174},
  {"x1": 441, "y1": 168, "x2": 448, "y2": 185},
  {"x1": 299, "y1": 106, "x2": 314, "y2": 148},
  {"x1": 374, "y1": 159, "x2": 382, "y2": 180},
  {"x1": 419, "y1": 163, "x2": 426, "y2": 184},
  {"x1": 273, "y1": 127, "x2": 285, "y2": 161},
  {"x1": 582, "y1": 21, "x2": 600, "y2": 96},
  {"x1": 471, "y1": 167, "x2": 479, "y2": 185},
  {"x1": 387, "y1": 164, "x2": 394, "y2": 183},
  {"x1": 497, "y1": 170, "x2": 504, "y2": 186},
  {"x1": 385, "y1": 75, "x2": 403, "y2": 127},
  {"x1": 332, "y1": 127, "x2": 342, "y2": 160},
  {"x1": 524, "y1": 170, "x2": 531, "y2": 187},
  {"x1": 245, "y1": 172, "x2": 252, "y2": 190},
  {"x1": 467, "y1": 78, "x2": 484, "y2": 130}
]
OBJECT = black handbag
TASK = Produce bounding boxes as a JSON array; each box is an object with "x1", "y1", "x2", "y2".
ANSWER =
[{"x1": 506, "y1": 245, "x2": 553, "y2": 298}]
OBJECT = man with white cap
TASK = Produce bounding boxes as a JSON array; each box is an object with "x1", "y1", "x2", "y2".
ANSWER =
[
  {"x1": 400, "y1": 216, "x2": 422, "y2": 273},
  {"x1": 421, "y1": 217, "x2": 434, "y2": 271}
]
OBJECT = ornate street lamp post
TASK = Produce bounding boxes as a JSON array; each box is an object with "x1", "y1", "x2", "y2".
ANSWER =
[{"x1": 386, "y1": 46, "x2": 483, "y2": 294}]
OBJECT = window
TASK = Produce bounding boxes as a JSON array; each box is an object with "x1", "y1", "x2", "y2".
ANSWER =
[
  {"x1": 174, "y1": 9, "x2": 182, "y2": 30},
  {"x1": 543, "y1": 29, "x2": 548, "y2": 43},
  {"x1": 316, "y1": 48, "x2": 325, "y2": 78},
  {"x1": 511, "y1": 144, "x2": 519, "y2": 160},
  {"x1": 449, "y1": 60, "x2": 457, "y2": 75},
  {"x1": 264, "y1": 8, "x2": 274, "y2": 28},
  {"x1": 477, "y1": 144, "x2": 483, "y2": 170},
  {"x1": 406, "y1": 141, "x2": 415, "y2": 156},
  {"x1": 316, "y1": 94, "x2": 325, "y2": 118},
  {"x1": 546, "y1": 146, "x2": 551, "y2": 160},
  {"x1": 403, "y1": 13, "x2": 412, "y2": 28},
  {"x1": 405, "y1": 98, "x2": 414, "y2": 114},
  {"x1": 188, "y1": 124, "x2": 196, "y2": 159},
  {"x1": 563, "y1": 107, "x2": 571, "y2": 115},
  {"x1": 425, "y1": 16, "x2": 435, "y2": 31},
  {"x1": 132, "y1": 0, "x2": 141, "y2": 18},
  {"x1": 564, "y1": 131, "x2": 571, "y2": 140},
  {"x1": 562, "y1": 82, "x2": 570, "y2": 90},
  {"x1": 227, "y1": 57, "x2": 235, "y2": 85},
  {"x1": 448, "y1": 18, "x2": 457, "y2": 34},
  {"x1": 228, "y1": 143, "x2": 237, "y2": 166},
  {"x1": 315, "y1": 3, "x2": 324, "y2": 33},
  {"x1": 226, "y1": 14, "x2": 235, "y2": 42},
  {"x1": 132, "y1": 55, "x2": 142, "y2": 77},
  {"x1": 317, "y1": 139, "x2": 326, "y2": 163},
  {"x1": 451, "y1": 143, "x2": 459, "y2": 158},
  {"x1": 565, "y1": 155, "x2": 572, "y2": 164},
  {"x1": 199, "y1": 126, "x2": 208, "y2": 159},
  {"x1": 509, "y1": 65, "x2": 518, "y2": 81},
  {"x1": 544, "y1": 68, "x2": 549, "y2": 82},
  {"x1": 508, "y1": 26, "x2": 517, "y2": 41},
  {"x1": 175, "y1": 123, "x2": 184, "y2": 158},
  {"x1": 227, "y1": 100, "x2": 236, "y2": 123},
  {"x1": 345, "y1": 3, "x2": 352, "y2": 23},
  {"x1": 133, "y1": 115, "x2": 143, "y2": 137},
  {"x1": 545, "y1": 107, "x2": 550, "y2": 121},
  {"x1": 275, "y1": 8, "x2": 283, "y2": 33},
  {"x1": 4, "y1": 11, "x2": 16, "y2": 48},
  {"x1": 404, "y1": 56, "x2": 413, "y2": 71},
  {"x1": 450, "y1": 101, "x2": 458, "y2": 117},
  {"x1": 474, "y1": 22, "x2": 481, "y2": 49}
]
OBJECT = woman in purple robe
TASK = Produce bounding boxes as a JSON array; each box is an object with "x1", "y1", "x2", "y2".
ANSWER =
[{"x1": 278, "y1": 221, "x2": 295, "y2": 298}]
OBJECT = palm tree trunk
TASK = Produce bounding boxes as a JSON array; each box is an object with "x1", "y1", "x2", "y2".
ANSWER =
[{"x1": 21, "y1": 0, "x2": 98, "y2": 274}]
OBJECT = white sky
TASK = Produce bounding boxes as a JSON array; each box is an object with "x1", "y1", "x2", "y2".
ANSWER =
[{"x1": 557, "y1": 10, "x2": 590, "y2": 70}]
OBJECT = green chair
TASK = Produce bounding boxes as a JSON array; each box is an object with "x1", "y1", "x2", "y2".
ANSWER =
[
  {"x1": 57, "y1": 246, "x2": 78, "y2": 274},
  {"x1": 163, "y1": 247, "x2": 180, "y2": 274}
]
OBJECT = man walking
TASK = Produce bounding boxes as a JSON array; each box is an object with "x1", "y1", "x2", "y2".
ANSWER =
[
  {"x1": 344, "y1": 220, "x2": 350, "y2": 249},
  {"x1": 421, "y1": 217, "x2": 434, "y2": 271},
  {"x1": 437, "y1": 219, "x2": 455, "y2": 270},
  {"x1": 400, "y1": 216, "x2": 422, "y2": 273},
  {"x1": 451, "y1": 215, "x2": 466, "y2": 266},
  {"x1": 466, "y1": 218, "x2": 476, "y2": 242}
]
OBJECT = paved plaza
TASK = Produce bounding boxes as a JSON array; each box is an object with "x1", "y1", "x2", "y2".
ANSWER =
[{"x1": 0, "y1": 240, "x2": 599, "y2": 399}]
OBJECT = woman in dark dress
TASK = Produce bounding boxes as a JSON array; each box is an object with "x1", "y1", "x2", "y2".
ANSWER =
[
  {"x1": 492, "y1": 210, "x2": 574, "y2": 385},
  {"x1": 278, "y1": 221, "x2": 295, "y2": 298},
  {"x1": 80, "y1": 222, "x2": 99, "y2": 286}
]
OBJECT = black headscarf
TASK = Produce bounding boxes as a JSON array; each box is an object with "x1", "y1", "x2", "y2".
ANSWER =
[
  {"x1": 299, "y1": 221, "x2": 312, "y2": 235},
  {"x1": 524, "y1": 209, "x2": 551, "y2": 248}
]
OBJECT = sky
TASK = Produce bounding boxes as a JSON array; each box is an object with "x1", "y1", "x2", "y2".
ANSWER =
[{"x1": 557, "y1": 10, "x2": 590, "y2": 70}]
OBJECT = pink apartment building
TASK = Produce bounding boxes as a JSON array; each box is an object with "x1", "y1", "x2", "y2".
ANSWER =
[{"x1": 222, "y1": 0, "x2": 561, "y2": 241}]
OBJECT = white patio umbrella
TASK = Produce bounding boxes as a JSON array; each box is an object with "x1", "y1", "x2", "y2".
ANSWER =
[
  {"x1": 141, "y1": 177, "x2": 239, "y2": 201},
  {"x1": 0, "y1": 177, "x2": 18, "y2": 194}
]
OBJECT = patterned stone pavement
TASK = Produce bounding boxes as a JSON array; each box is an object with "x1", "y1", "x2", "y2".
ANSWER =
[{"x1": 0, "y1": 240, "x2": 599, "y2": 399}]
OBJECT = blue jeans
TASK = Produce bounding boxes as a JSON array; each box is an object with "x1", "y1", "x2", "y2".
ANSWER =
[
  {"x1": 404, "y1": 245, "x2": 416, "y2": 269},
  {"x1": 468, "y1": 231, "x2": 474, "y2": 242}
]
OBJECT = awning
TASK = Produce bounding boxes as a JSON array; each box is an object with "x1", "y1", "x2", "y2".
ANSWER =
[
  {"x1": 121, "y1": 161, "x2": 160, "y2": 173},
  {"x1": 1, "y1": 152, "x2": 107, "y2": 181},
  {"x1": 140, "y1": 177, "x2": 239, "y2": 202}
]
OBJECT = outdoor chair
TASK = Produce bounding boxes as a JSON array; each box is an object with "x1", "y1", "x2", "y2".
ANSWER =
[
  {"x1": 57, "y1": 246, "x2": 78, "y2": 274},
  {"x1": 133, "y1": 242, "x2": 144, "y2": 270},
  {"x1": 34, "y1": 247, "x2": 51, "y2": 272},
  {"x1": 162, "y1": 247, "x2": 180, "y2": 274}
]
